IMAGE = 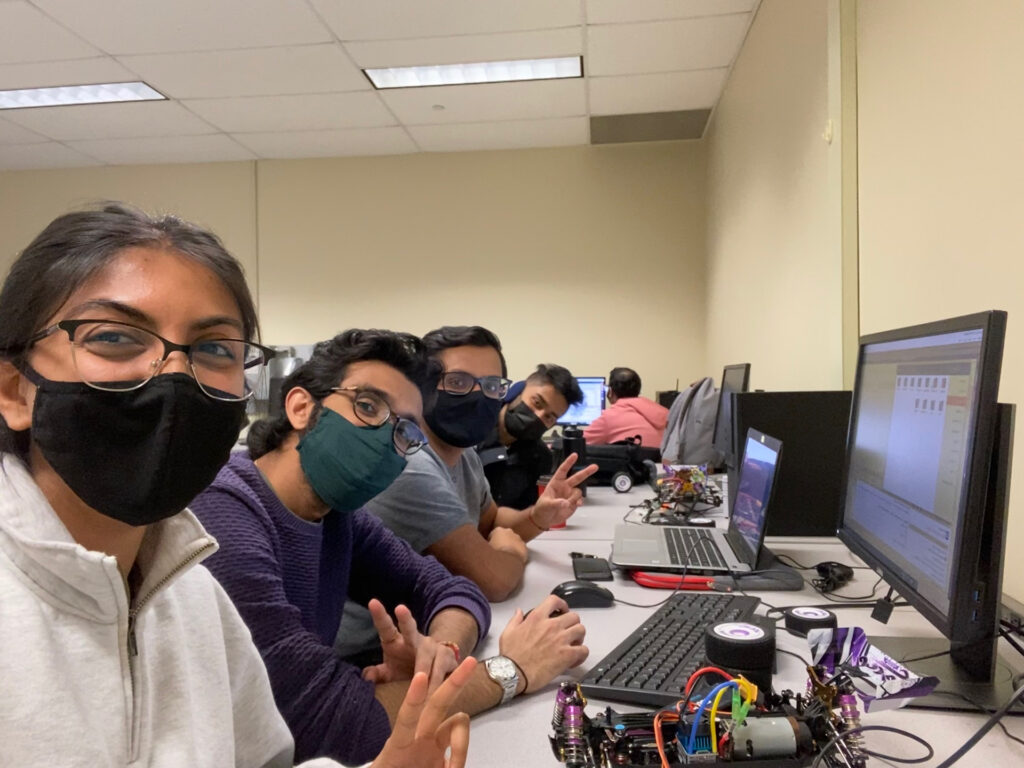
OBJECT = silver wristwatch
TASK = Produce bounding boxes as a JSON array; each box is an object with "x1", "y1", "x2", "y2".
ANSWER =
[{"x1": 484, "y1": 655, "x2": 520, "y2": 705}]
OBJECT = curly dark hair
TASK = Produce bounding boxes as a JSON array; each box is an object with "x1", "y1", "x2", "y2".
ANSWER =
[{"x1": 247, "y1": 328, "x2": 431, "y2": 458}]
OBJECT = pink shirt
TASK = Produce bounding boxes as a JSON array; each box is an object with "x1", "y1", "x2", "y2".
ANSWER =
[{"x1": 583, "y1": 397, "x2": 669, "y2": 448}]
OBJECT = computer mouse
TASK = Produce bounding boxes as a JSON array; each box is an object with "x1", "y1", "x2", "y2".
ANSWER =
[{"x1": 551, "y1": 580, "x2": 615, "y2": 608}]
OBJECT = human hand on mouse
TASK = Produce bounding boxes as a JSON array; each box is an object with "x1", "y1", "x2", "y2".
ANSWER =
[{"x1": 498, "y1": 594, "x2": 589, "y2": 694}]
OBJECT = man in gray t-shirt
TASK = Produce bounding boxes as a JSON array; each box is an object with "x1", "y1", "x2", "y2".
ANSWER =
[{"x1": 335, "y1": 326, "x2": 596, "y2": 661}]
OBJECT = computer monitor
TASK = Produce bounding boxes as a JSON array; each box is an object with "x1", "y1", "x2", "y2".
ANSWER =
[
  {"x1": 712, "y1": 363, "x2": 751, "y2": 468},
  {"x1": 558, "y1": 377, "x2": 606, "y2": 426},
  {"x1": 836, "y1": 310, "x2": 1019, "y2": 712}
]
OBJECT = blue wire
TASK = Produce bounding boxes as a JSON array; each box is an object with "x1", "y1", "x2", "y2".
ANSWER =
[{"x1": 687, "y1": 681, "x2": 738, "y2": 753}]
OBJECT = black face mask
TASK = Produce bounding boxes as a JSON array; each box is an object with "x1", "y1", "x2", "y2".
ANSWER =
[
  {"x1": 504, "y1": 400, "x2": 547, "y2": 442},
  {"x1": 24, "y1": 369, "x2": 246, "y2": 526},
  {"x1": 424, "y1": 390, "x2": 501, "y2": 448}
]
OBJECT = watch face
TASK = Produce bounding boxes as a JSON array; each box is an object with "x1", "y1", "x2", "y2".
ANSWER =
[{"x1": 487, "y1": 656, "x2": 516, "y2": 679}]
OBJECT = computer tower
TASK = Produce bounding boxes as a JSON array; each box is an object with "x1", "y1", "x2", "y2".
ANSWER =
[{"x1": 731, "y1": 391, "x2": 852, "y2": 537}]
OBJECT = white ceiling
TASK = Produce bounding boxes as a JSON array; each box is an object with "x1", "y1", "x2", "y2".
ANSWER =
[{"x1": 0, "y1": 0, "x2": 758, "y2": 170}]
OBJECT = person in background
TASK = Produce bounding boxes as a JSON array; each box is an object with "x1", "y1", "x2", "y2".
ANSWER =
[
  {"x1": 477, "y1": 364, "x2": 583, "y2": 509},
  {"x1": 193, "y1": 328, "x2": 588, "y2": 765},
  {"x1": 584, "y1": 366, "x2": 669, "y2": 448},
  {"x1": 0, "y1": 203, "x2": 471, "y2": 768}
]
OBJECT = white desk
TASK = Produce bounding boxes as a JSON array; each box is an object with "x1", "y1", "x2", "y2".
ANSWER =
[{"x1": 466, "y1": 486, "x2": 1024, "y2": 767}]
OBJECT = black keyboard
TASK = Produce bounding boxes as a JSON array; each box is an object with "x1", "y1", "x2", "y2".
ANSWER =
[
  {"x1": 579, "y1": 593, "x2": 759, "y2": 707},
  {"x1": 665, "y1": 527, "x2": 728, "y2": 569}
]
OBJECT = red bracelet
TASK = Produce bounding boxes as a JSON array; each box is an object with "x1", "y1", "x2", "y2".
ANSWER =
[
  {"x1": 528, "y1": 508, "x2": 549, "y2": 532},
  {"x1": 439, "y1": 641, "x2": 461, "y2": 663}
]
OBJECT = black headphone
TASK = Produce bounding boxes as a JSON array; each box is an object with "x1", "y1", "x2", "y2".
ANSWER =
[{"x1": 812, "y1": 561, "x2": 854, "y2": 593}]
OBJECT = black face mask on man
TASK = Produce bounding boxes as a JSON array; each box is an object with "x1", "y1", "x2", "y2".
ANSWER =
[
  {"x1": 503, "y1": 400, "x2": 547, "y2": 442},
  {"x1": 23, "y1": 368, "x2": 246, "y2": 526},
  {"x1": 424, "y1": 390, "x2": 501, "y2": 448}
]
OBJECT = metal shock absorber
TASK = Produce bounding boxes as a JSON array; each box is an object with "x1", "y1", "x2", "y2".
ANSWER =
[
  {"x1": 837, "y1": 691, "x2": 867, "y2": 768},
  {"x1": 563, "y1": 698, "x2": 587, "y2": 768},
  {"x1": 552, "y1": 681, "x2": 575, "y2": 730}
]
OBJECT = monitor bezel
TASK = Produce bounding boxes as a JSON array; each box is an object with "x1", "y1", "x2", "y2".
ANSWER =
[
  {"x1": 836, "y1": 310, "x2": 1007, "y2": 645},
  {"x1": 712, "y1": 362, "x2": 751, "y2": 466},
  {"x1": 556, "y1": 376, "x2": 606, "y2": 427}
]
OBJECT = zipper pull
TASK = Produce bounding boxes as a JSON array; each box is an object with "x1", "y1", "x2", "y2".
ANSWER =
[{"x1": 127, "y1": 614, "x2": 138, "y2": 657}]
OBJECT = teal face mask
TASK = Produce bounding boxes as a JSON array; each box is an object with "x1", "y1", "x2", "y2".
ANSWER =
[{"x1": 297, "y1": 407, "x2": 407, "y2": 512}]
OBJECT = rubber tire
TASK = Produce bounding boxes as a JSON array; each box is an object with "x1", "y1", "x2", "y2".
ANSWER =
[{"x1": 612, "y1": 472, "x2": 633, "y2": 493}]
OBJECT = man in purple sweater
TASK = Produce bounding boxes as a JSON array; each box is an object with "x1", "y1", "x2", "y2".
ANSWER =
[{"x1": 192, "y1": 329, "x2": 588, "y2": 765}]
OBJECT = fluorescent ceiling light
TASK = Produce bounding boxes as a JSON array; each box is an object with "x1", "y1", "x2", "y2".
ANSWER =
[
  {"x1": 364, "y1": 56, "x2": 582, "y2": 89},
  {"x1": 0, "y1": 81, "x2": 166, "y2": 110}
]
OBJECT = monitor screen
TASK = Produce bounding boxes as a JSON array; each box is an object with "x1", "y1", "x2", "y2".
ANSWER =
[
  {"x1": 840, "y1": 324, "x2": 996, "y2": 619},
  {"x1": 729, "y1": 429, "x2": 781, "y2": 561},
  {"x1": 558, "y1": 377, "x2": 605, "y2": 426},
  {"x1": 712, "y1": 363, "x2": 751, "y2": 466}
]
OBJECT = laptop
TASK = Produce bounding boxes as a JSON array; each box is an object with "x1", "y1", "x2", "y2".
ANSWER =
[{"x1": 611, "y1": 428, "x2": 782, "y2": 574}]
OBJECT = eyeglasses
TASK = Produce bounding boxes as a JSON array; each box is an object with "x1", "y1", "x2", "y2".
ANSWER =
[
  {"x1": 439, "y1": 371, "x2": 512, "y2": 400},
  {"x1": 28, "y1": 319, "x2": 276, "y2": 402},
  {"x1": 330, "y1": 386, "x2": 427, "y2": 456}
]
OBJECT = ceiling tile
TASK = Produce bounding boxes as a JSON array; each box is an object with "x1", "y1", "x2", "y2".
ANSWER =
[
  {"x1": 0, "y1": 2, "x2": 101, "y2": 63},
  {"x1": 345, "y1": 28, "x2": 582, "y2": 69},
  {"x1": 0, "y1": 141, "x2": 102, "y2": 170},
  {"x1": 589, "y1": 68, "x2": 728, "y2": 115},
  {"x1": 0, "y1": 57, "x2": 139, "y2": 90},
  {"x1": 410, "y1": 117, "x2": 588, "y2": 152},
  {"x1": 2, "y1": 100, "x2": 215, "y2": 141},
  {"x1": 0, "y1": 116, "x2": 47, "y2": 144},
  {"x1": 233, "y1": 126, "x2": 416, "y2": 158},
  {"x1": 66, "y1": 134, "x2": 254, "y2": 165},
  {"x1": 33, "y1": 0, "x2": 333, "y2": 55},
  {"x1": 120, "y1": 44, "x2": 369, "y2": 99},
  {"x1": 380, "y1": 78, "x2": 585, "y2": 125},
  {"x1": 184, "y1": 92, "x2": 395, "y2": 133},
  {"x1": 586, "y1": 0, "x2": 756, "y2": 24},
  {"x1": 587, "y1": 15, "x2": 751, "y2": 76},
  {"x1": 315, "y1": 0, "x2": 581, "y2": 41}
]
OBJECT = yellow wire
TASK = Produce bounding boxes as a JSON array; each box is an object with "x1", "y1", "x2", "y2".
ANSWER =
[{"x1": 708, "y1": 685, "x2": 732, "y2": 754}]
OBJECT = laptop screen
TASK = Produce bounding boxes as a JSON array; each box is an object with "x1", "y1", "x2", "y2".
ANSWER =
[{"x1": 729, "y1": 429, "x2": 782, "y2": 561}]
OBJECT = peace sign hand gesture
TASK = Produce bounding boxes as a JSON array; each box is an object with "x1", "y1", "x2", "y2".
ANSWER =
[{"x1": 532, "y1": 452, "x2": 598, "y2": 530}]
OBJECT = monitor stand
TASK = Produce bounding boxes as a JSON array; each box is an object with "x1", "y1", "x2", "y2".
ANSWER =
[{"x1": 869, "y1": 636, "x2": 1024, "y2": 714}]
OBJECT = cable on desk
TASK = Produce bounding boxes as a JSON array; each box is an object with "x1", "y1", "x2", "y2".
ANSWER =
[
  {"x1": 933, "y1": 679, "x2": 1024, "y2": 767},
  {"x1": 809, "y1": 725, "x2": 933, "y2": 768},
  {"x1": 776, "y1": 646, "x2": 812, "y2": 667},
  {"x1": 614, "y1": 534, "x2": 705, "y2": 609},
  {"x1": 774, "y1": 553, "x2": 873, "y2": 571},
  {"x1": 928, "y1": 690, "x2": 1024, "y2": 748}
]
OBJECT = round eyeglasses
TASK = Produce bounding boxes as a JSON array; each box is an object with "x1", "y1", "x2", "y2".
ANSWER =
[
  {"x1": 28, "y1": 319, "x2": 276, "y2": 402},
  {"x1": 330, "y1": 386, "x2": 427, "y2": 456},
  {"x1": 439, "y1": 371, "x2": 512, "y2": 400}
]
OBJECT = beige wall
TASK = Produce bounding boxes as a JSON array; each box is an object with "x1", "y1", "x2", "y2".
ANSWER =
[
  {"x1": 0, "y1": 141, "x2": 706, "y2": 394},
  {"x1": 857, "y1": 0, "x2": 1024, "y2": 601},
  {"x1": 0, "y1": 162, "x2": 258, "y2": 286},
  {"x1": 704, "y1": 0, "x2": 842, "y2": 391},
  {"x1": 256, "y1": 142, "x2": 707, "y2": 389}
]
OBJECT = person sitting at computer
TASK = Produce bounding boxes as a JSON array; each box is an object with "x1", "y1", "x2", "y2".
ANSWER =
[
  {"x1": 346, "y1": 326, "x2": 597, "y2": 609},
  {"x1": 191, "y1": 327, "x2": 588, "y2": 765},
  {"x1": 0, "y1": 204, "x2": 476, "y2": 768},
  {"x1": 477, "y1": 364, "x2": 583, "y2": 509},
  {"x1": 584, "y1": 366, "x2": 669, "y2": 448}
]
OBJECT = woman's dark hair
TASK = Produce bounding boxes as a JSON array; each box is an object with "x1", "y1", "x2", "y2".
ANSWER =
[
  {"x1": 526, "y1": 364, "x2": 584, "y2": 406},
  {"x1": 421, "y1": 325, "x2": 507, "y2": 378},
  {"x1": 609, "y1": 367, "x2": 642, "y2": 399},
  {"x1": 0, "y1": 202, "x2": 259, "y2": 459},
  {"x1": 247, "y1": 329, "x2": 430, "y2": 458}
]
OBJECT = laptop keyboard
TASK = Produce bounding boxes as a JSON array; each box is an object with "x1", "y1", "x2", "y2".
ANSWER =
[
  {"x1": 579, "y1": 592, "x2": 759, "y2": 706},
  {"x1": 665, "y1": 527, "x2": 728, "y2": 569}
]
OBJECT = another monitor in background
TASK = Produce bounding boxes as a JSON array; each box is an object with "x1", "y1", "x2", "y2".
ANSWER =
[
  {"x1": 732, "y1": 390, "x2": 851, "y2": 537},
  {"x1": 837, "y1": 310, "x2": 1019, "y2": 712},
  {"x1": 712, "y1": 363, "x2": 751, "y2": 469},
  {"x1": 558, "y1": 377, "x2": 605, "y2": 426}
]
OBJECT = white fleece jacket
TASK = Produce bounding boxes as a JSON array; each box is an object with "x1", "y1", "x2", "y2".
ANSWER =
[{"x1": 0, "y1": 453, "x2": 305, "y2": 768}]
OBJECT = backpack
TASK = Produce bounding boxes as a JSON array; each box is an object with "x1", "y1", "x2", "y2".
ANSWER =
[{"x1": 660, "y1": 377, "x2": 720, "y2": 465}]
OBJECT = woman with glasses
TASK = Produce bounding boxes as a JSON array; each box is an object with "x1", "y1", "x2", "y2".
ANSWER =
[
  {"x1": 189, "y1": 329, "x2": 499, "y2": 765},
  {"x1": 0, "y1": 204, "x2": 475, "y2": 768}
]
